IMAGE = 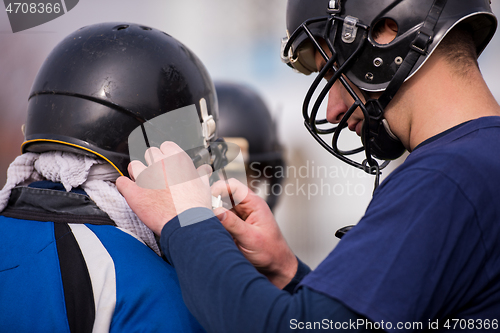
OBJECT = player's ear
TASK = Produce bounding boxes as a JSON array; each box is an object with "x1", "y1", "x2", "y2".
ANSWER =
[{"x1": 372, "y1": 18, "x2": 398, "y2": 45}]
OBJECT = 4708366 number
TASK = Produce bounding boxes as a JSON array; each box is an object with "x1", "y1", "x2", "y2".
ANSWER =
[
  {"x1": 444, "y1": 318, "x2": 498, "y2": 330},
  {"x1": 5, "y1": 2, "x2": 61, "y2": 14}
]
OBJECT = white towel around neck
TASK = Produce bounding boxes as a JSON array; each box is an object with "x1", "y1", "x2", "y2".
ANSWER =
[{"x1": 0, "y1": 151, "x2": 160, "y2": 255}]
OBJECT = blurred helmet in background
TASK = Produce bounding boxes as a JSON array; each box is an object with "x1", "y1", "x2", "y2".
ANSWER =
[{"x1": 215, "y1": 81, "x2": 285, "y2": 211}]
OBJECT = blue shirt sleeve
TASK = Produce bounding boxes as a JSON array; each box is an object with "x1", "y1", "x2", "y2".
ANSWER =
[
  {"x1": 160, "y1": 208, "x2": 372, "y2": 333},
  {"x1": 283, "y1": 257, "x2": 312, "y2": 294}
]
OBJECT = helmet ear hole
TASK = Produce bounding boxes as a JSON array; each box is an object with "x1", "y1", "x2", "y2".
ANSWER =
[
  {"x1": 371, "y1": 18, "x2": 398, "y2": 45},
  {"x1": 113, "y1": 24, "x2": 129, "y2": 31}
]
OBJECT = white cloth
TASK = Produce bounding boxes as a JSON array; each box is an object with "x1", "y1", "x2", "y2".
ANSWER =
[{"x1": 0, "y1": 151, "x2": 160, "y2": 255}]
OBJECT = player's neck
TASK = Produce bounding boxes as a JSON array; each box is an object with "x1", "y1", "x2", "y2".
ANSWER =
[{"x1": 402, "y1": 55, "x2": 500, "y2": 151}]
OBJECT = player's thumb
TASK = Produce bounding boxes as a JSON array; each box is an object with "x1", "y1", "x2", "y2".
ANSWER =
[
  {"x1": 214, "y1": 207, "x2": 249, "y2": 239},
  {"x1": 116, "y1": 176, "x2": 142, "y2": 208}
]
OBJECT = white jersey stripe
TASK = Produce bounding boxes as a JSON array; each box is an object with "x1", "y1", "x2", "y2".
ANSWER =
[{"x1": 69, "y1": 224, "x2": 116, "y2": 333}]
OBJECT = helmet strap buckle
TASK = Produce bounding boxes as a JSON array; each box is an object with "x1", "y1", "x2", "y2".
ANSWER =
[
  {"x1": 200, "y1": 98, "x2": 216, "y2": 147},
  {"x1": 327, "y1": 0, "x2": 341, "y2": 13},
  {"x1": 411, "y1": 28, "x2": 433, "y2": 55}
]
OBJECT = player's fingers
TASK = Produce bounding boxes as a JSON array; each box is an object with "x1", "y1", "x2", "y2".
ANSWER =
[
  {"x1": 128, "y1": 160, "x2": 147, "y2": 180},
  {"x1": 158, "y1": 141, "x2": 198, "y2": 180},
  {"x1": 211, "y1": 178, "x2": 249, "y2": 204},
  {"x1": 159, "y1": 141, "x2": 185, "y2": 158},
  {"x1": 197, "y1": 164, "x2": 212, "y2": 187},
  {"x1": 213, "y1": 207, "x2": 249, "y2": 239},
  {"x1": 144, "y1": 147, "x2": 165, "y2": 166}
]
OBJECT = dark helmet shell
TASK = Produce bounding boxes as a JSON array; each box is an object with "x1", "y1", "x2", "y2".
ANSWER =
[{"x1": 23, "y1": 22, "x2": 218, "y2": 176}]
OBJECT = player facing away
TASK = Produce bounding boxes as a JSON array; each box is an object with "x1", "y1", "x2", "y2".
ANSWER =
[{"x1": 0, "y1": 22, "x2": 229, "y2": 332}]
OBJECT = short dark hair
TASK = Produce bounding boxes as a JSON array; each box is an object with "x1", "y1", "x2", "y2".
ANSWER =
[{"x1": 434, "y1": 25, "x2": 479, "y2": 76}]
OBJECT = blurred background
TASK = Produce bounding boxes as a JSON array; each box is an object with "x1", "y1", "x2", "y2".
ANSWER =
[{"x1": 1, "y1": 0, "x2": 499, "y2": 268}]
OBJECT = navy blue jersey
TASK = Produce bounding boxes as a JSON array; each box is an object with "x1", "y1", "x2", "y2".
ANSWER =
[{"x1": 301, "y1": 116, "x2": 500, "y2": 330}]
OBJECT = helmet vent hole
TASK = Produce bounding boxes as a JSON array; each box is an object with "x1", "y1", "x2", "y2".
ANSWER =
[
  {"x1": 114, "y1": 24, "x2": 129, "y2": 31},
  {"x1": 372, "y1": 18, "x2": 398, "y2": 45},
  {"x1": 140, "y1": 26, "x2": 152, "y2": 31}
]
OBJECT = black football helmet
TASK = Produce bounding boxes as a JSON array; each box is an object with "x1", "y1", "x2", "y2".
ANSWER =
[
  {"x1": 282, "y1": 0, "x2": 497, "y2": 186},
  {"x1": 215, "y1": 81, "x2": 285, "y2": 211},
  {"x1": 22, "y1": 22, "x2": 221, "y2": 178}
]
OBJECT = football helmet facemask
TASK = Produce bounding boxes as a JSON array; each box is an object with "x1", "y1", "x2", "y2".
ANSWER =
[{"x1": 282, "y1": 0, "x2": 497, "y2": 187}]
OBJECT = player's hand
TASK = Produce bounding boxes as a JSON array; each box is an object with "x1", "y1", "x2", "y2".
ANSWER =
[
  {"x1": 116, "y1": 141, "x2": 212, "y2": 235},
  {"x1": 212, "y1": 179, "x2": 298, "y2": 289}
]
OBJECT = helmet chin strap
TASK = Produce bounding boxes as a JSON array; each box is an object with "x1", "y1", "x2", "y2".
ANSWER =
[
  {"x1": 361, "y1": 98, "x2": 405, "y2": 162},
  {"x1": 381, "y1": 119, "x2": 399, "y2": 141}
]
